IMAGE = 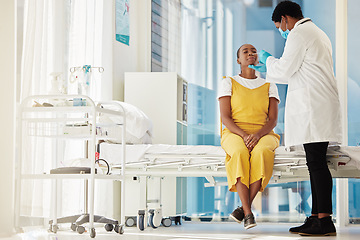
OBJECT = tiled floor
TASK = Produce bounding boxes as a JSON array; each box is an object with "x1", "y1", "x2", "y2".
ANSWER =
[{"x1": 9, "y1": 222, "x2": 360, "y2": 240}]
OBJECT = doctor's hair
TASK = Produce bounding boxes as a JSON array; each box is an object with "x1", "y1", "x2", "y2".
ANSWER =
[{"x1": 272, "y1": 1, "x2": 304, "y2": 22}]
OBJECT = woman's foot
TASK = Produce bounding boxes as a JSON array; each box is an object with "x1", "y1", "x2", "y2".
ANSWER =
[
  {"x1": 230, "y1": 206, "x2": 244, "y2": 223},
  {"x1": 244, "y1": 213, "x2": 257, "y2": 229}
]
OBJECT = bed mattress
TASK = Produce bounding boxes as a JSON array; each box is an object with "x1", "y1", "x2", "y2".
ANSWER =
[
  {"x1": 98, "y1": 143, "x2": 359, "y2": 181},
  {"x1": 99, "y1": 143, "x2": 356, "y2": 167}
]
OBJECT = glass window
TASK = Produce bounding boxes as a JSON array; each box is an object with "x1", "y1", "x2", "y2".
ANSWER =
[
  {"x1": 348, "y1": 0, "x2": 360, "y2": 147},
  {"x1": 347, "y1": 0, "x2": 360, "y2": 223},
  {"x1": 181, "y1": 0, "x2": 342, "y2": 223}
]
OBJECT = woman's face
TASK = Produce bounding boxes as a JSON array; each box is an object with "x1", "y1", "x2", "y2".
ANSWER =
[{"x1": 237, "y1": 44, "x2": 258, "y2": 66}]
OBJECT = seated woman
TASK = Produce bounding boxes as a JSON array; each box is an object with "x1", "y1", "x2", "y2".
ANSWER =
[{"x1": 218, "y1": 44, "x2": 280, "y2": 229}]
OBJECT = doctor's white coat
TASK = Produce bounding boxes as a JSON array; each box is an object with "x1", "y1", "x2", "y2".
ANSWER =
[{"x1": 266, "y1": 18, "x2": 342, "y2": 148}]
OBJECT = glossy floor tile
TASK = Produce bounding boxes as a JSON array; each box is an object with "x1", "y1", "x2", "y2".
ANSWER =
[{"x1": 11, "y1": 222, "x2": 360, "y2": 240}]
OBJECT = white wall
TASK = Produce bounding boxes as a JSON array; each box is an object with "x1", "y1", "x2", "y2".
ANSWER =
[
  {"x1": 112, "y1": 0, "x2": 151, "y2": 101},
  {"x1": 0, "y1": 0, "x2": 16, "y2": 237}
]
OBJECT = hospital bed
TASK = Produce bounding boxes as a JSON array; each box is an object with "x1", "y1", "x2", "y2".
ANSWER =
[
  {"x1": 98, "y1": 142, "x2": 360, "y2": 229},
  {"x1": 99, "y1": 143, "x2": 359, "y2": 182},
  {"x1": 96, "y1": 101, "x2": 359, "y2": 183},
  {"x1": 95, "y1": 101, "x2": 360, "y2": 230}
]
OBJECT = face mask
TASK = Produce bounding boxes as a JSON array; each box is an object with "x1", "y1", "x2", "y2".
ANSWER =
[
  {"x1": 279, "y1": 18, "x2": 289, "y2": 39},
  {"x1": 279, "y1": 27, "x2": 290, "y2": 39}
]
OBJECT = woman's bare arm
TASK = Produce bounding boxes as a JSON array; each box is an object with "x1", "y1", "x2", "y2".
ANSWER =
[{"x1": 219, "y1": 96, "x2": 248, "y2": 139}]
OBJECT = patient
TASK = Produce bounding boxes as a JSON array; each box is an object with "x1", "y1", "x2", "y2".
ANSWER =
[{"x1": 218, "y1": 44, "x2": 280, "y2": 229}]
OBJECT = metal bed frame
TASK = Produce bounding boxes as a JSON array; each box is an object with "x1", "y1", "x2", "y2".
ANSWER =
[{"x1": 108, "y1": 146, "x2": 355, "y2": 183}]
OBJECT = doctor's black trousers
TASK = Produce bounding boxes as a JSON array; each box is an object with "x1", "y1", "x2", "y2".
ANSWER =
[{"x1": 303, "y1": 141, "x2": 333, "y2": 214}]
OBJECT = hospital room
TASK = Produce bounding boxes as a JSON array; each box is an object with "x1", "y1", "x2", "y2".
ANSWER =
[{"x1": 1, "y1": 0, "x2": 360, "y2": 239}]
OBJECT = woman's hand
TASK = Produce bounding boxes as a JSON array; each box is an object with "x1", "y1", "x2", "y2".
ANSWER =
[
  {"x1": 244, "y1": 133, "x2": 261, "y2": 150},
  {"x1": 241, "y1": 134, "x2": 253, "y2": 152}
]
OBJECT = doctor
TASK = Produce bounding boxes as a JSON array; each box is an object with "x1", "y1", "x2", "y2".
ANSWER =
[{"x1": 249, "y1": 1, "x2": 341, "y2": 237}]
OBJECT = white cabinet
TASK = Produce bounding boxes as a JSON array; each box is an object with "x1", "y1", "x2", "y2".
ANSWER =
[
  {"x1": 15, "y1": 95, "x2": 126, "y2": 237},
  {"x1": 124, "y1": 73, "x2": 187, "y2": 220},
  {"x1": 124, "y1": 72, "x2": 187, "y2": 145}
]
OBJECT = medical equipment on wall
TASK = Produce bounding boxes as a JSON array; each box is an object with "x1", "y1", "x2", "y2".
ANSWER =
[{"x1": 69, "y1": 66, "x2": 104, "y2": 95}]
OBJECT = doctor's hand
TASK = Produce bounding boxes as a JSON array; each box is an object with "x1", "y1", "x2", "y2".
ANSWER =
[
  {"x1": 258, "y1": 50, "x2": 272, "y2": 64},
  {"x1": 248, "y1": 64, "x2": 267, "y2": 72}
]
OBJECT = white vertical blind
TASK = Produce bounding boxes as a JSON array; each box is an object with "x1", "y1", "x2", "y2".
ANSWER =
[{"x1": 151, "y1": 0, "x2": 181, "y2": 72}]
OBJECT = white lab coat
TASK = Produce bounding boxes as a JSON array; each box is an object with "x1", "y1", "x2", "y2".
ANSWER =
[{"x1": 266, "y1": 18, "x2": 342, "y2": 148}]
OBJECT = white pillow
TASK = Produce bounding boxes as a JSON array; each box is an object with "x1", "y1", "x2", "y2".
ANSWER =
[{"x1": 98, "y1": 101, "x2": 153, "y2": 141}]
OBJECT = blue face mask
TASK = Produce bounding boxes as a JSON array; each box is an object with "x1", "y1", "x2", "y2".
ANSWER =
[
  {"x1": 279, "y1": 18, "x2": 289, "y2": 39},
  {"x1": 279, "y1": 27, "x2": 290, "y2": 39}
]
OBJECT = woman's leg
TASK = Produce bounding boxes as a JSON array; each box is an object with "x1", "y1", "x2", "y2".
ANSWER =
[
  {"x1": 235, "y1": 177, "x2": 261, "y2": 215},
  {"x1": 235, "y1": 178, "x2": 251, "y2": 215},
  {"x1": 249, "y1": 179, "x2": 262, "y2": 205},
  {"x1": 249, "y1": 134, "x2": 278, "y2": 192},
  {"x1": 221, "y1": 130, "x2": 250, "y2": 192}
]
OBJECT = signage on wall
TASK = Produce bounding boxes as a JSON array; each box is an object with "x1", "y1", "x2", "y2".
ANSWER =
[{"x1": 115, "y1": 0, "x2": 130, "y2": 45}]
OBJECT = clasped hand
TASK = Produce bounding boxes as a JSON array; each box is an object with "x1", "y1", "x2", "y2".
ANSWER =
[{"x1": 243, "y1": 133, "x2": 261, "y2": 152}]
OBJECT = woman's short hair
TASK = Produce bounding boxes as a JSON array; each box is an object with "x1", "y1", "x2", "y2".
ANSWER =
[
  {"x1": 237, "y1": 44, "x2": 256, "y2": 59},
  {"x1": 237, "y1": 45, "x2": 244, "y2": 59},
  {"x1": 271, "y1": 1, "x2": 304, "y2": 22}
]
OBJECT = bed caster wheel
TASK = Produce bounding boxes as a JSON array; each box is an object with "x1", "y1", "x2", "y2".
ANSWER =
[
  {"x1": 90, "y1": 228, "x2": 96, "y2": 238},
  {"x1": 138, "y1": 215, "x2": 145, "y2": 231},
  {"x1": 76, "y1": 225, "x2": 85, "y2": 234},
  {"x1": 125, "y1": 217, "x2": 136, "y2": 227},
  {"x1": 149, "y1": 213, "x2": 156, "y2": 229},
  {"x1": 137, "y1": 210, "x2": 146, "y2": 231},
  {"x1": 105, "y1": 223, "x2": 114, "y2": 232},
  {"x1": 71, "y1": 223, "x2": 77, "y2": 231},
  {"x1": 114, "y1": 224, "x2": 124, "y2": 234},
  {"x1": 173, "y1": 216, "x2": 182, "y2": 225},
  {"x1": 51, "y1": 224, "x2": 58, "y2": 233},
  {"x1": 162, "y1": 218, "x2": 172, "y2": 227},
  {"x1": 149, "y1": 208, "x2": 162, "y2": 228}
]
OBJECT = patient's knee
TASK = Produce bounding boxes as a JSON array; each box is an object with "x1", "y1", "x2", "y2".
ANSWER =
[
  {"x1": 230, "y1": 146, "x2": 249, "y2": 157},
  {"x1": 251, "y1": 145, "x2": 272, "y2": 155}
]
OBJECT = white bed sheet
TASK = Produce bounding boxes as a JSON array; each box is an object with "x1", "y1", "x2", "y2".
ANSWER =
[{"x1": 99, "y1": 143, "x2": 225, "y2": 164}]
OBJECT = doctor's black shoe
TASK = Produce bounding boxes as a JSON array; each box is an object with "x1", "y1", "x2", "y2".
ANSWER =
[
  {"x1": 229, "y1": 206, "x2": 244, "y2": 223},
  {"x1": 289, "y1": 216, "x2": 317, "y2": 234},
  {"x1": 299, "y1": 216, "x2": 336, "y2": 236},
  {"x1": 244, "y1": 213, "x2": 257, "y2": 230}
]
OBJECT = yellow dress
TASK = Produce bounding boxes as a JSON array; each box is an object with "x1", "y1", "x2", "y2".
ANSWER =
[{"x1": 221, "y1": 77, "x2": 280, "y2": 192}]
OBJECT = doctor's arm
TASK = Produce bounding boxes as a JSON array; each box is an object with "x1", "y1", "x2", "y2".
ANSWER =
[
  {"x1": 266, "y1": 33, "x2": 307, "y2": 84},
  {"x1": 219, "y1": 96, "x2": 248, "y2": 139},
  {"x1": 244, "y1": 97, "x2": 279, "y2": 149}
]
